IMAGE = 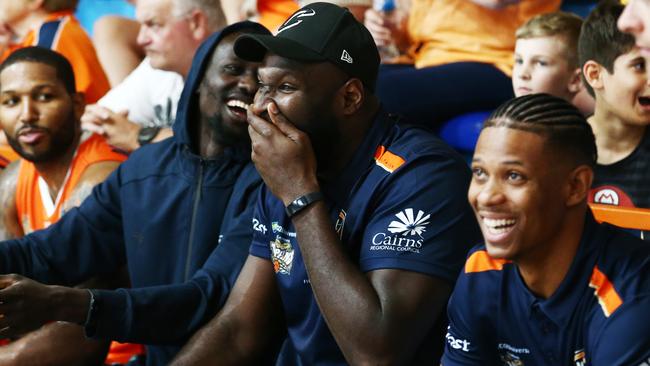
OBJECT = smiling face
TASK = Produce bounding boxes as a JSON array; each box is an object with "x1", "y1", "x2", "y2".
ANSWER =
[
  {"x1": 198, "y1": 33, "x2": 260, "y2": 147},
  {"x1": 252, "y1": 54, "x2": 347, "y2": 164},
  {"x1": 0, "y1": 61, "x2": 82, "y2": 163},
  {"x1": 595, "y1": 48, "x2": 650, "y2": 125},
  {"x1": 468, "y1": 126, "x2": 573, "y2": 262},
  {"x1": 513, "y1": 36, "x2": 579, "y2": 101}
]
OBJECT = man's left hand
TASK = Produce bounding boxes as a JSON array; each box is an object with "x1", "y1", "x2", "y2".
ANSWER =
[
  {"x1": 0, "y1": 275, "x2": 59, "y2": 337},
  {"x1": 247, "y1": 102, "x2": 320, "y2": 206}
]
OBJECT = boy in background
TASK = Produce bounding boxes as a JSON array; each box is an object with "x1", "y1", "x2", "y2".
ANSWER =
[
  {"x1": 513, "y1": 11, "x2": 594, "y2": 115},
  {"x1": 579, "y1": 1, "x2": 650, "y2": 235}
]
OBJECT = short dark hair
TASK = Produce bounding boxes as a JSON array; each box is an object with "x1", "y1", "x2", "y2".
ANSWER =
[
  {"x1": 484, "y1": 93, "x2": 598, "y2": 167},
  {"x1": 578, "y1": 0, "x2": 635, "y2": 97},
  {"x1": 0, "y1": 47, "x2": 76, "y2": 94}
]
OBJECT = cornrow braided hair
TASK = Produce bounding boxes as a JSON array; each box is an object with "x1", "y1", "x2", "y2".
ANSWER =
[{"x1": 484, "y1": 94, "x2": 598, "y2": 167}]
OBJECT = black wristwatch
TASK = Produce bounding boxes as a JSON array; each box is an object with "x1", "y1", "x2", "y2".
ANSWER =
[
  {"x1": 285, "y1": 192, "x2": 324, "y2": 218},
  {"x1": 137, "y1": 126, "x2": 161, "y2": 146}
]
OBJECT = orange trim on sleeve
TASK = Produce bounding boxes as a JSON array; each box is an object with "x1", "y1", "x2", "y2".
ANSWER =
[
  {"x1": 464, "y1": 250, "x2": 510, "y2": 274},
  {"x1": 374, "y1": 145, "x2": 405, "y2": 173},
  {"x1": 589, "y1": 266, "x2": 623, "y2": 317}
]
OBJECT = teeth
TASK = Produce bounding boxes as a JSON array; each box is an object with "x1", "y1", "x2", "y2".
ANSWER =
[
  {"x1": 226, "y1": 100, "x2": 249, "y2": 109},
  {"x1": 482, "y1": 218, "x2": 516, "y2": 229}
]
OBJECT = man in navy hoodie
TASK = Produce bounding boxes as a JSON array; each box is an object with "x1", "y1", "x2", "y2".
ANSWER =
[{"x1": 0, "y1": 21, "x2": 270, "y2": 365}]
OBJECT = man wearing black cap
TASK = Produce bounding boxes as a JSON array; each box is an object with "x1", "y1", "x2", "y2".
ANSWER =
[{"x1": 172, "y1": 3, "x2": 480, "y2": 365}]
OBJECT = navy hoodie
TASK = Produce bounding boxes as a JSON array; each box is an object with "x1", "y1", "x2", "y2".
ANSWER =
[{"x1": 0, "y1": 22, "x2": 270, "y2": 365}]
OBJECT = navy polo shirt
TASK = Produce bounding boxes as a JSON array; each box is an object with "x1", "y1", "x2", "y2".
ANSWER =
[
  {"x1": 442, "y1": 214, "x2": 650, "y2": 366},
  {"x1": 250, "y1": 110, "x2": 481, "y2": 365}
]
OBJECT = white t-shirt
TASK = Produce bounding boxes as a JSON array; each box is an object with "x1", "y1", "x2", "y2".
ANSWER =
[{"x1": 98, "y1": 58, "x2": 185, "y2": 127}]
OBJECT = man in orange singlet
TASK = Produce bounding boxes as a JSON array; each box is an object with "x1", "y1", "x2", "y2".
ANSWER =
[{"x1": 0, "y1": 47, "x2": 125, "y2": 365}]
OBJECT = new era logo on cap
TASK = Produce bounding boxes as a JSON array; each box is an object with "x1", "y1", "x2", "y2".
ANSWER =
[
  {"x1": 341, "y1": 50, "x2": 353, "y2": 64},
  {"x1": 233, "y1": 2, "x2": 379, "y2": 90}
]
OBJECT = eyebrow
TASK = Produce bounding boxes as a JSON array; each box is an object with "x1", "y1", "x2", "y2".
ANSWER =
[
  {"x1": 0, "y1": 83, "x2": 58, "y2": 93},
  {"x1": 472, "y1": 157, "x2": 525, "y2": 166}
]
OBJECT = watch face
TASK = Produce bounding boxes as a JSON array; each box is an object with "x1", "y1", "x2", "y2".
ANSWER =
[{"x1": 138, "y1": 126, "x2": 161, "y2": 146}]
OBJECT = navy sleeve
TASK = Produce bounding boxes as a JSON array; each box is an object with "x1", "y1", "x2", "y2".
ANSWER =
[
  {"x1": 591, "y1": 295, "x2": 650, "y2": 365},
  {"x1": 441, "y1": 267, "x2": 490, "y2": 366},
  {"x1": 249, "y1": 186, "x2": 274, "y2": 261},
  {"x1": 0, "y1": 166, "x2": 126, "y2": 285},
  {"x1": 88, "y1": 167, "x2": 261, "y2": 343},
  {"x1": 359, "y1": 154, "x2": 481, "y2": 284}
]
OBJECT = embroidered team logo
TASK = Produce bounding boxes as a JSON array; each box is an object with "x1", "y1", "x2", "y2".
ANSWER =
[
  {"x1": 573, "y1": 349, "x2": 586, "y2": 366},
  {"x1": 388, "y1": 208, "x2": 430, "y2": 237},
  {"x1": 277, "y1": 9, "x2": 316, "y2": 34},
  {"x1": 335, "y1": 209, "x2": 347, "y2": 239},
  {"x1": 499, "y1": 352, "x2": 524, "y2": 366},
  {"x1": 270, "y1": 237, "x2": 295, "y2": 275}
]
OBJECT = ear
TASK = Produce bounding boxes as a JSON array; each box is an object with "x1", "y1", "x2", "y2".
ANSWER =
[
  {"x1": 187, "y1": 9, "x2": 210, "y2": 41},
  {"x1": 567, "y1": 67, "x2": 583, "y2": 94},
  {"x1": 339, "y1": 79, "x2": 365, "y2": 116},
  {"x1": 565, "y1": 164, "x2": 594, "y2": 207},
  {"x1": 71, "y1": 92, "x2": 86, "y2": 121},
  {"x1": 582, "y1": 60, "x2": 604, "y2": 93}
]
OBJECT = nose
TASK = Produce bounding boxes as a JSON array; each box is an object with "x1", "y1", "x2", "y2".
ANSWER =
[
  {"x1": 473, "y1": 178, "x2": 507, "y2": 208},
  {"x1": 136, "y1": 25, "x2": 151, "y2": 47},
  {"x1": 19, "y1": 98, "x2": 38, "y2": 124},
  {"x1": 251, "y1": 91, "x2": 271, "y2": 117},
  {"x1": 516, "y1": 62, "x2": 531, "y2": 81},
  {"x1": 238, "y1": 69, "x2": 257, "y2": 95},
  {"x1": 618, "y1": 3, "x2": 642, "y2": 36}
]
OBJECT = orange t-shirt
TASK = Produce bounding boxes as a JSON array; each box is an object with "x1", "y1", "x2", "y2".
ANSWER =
[
  {"x1": 2, "y1": 11, "x2": 110, "y2": 103},
  {"x1": 0, "y1": 143, "x2": 19, "y2": 169},
  {"x1": 407, "y1": 0, "x2": 561, "y2": 75},
  {"x1": 15, "y1": 133, "x2": 126, "y2": 233}
]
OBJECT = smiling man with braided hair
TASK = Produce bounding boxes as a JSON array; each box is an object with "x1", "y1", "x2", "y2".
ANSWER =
[{"x1": 442, "y1": 93, "x2": 650, "y2": 366}]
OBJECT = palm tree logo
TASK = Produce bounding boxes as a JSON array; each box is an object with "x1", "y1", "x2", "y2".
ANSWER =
[{"x1": 388, "y1": 209, "x2": 430, "y2": 237}]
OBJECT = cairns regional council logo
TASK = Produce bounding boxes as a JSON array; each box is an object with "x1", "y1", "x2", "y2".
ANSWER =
[{"x1": 370, "y1": 208, "x2": 430, "y2": 254}]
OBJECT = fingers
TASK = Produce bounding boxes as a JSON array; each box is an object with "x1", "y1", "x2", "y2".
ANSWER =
[
  {"x1": 364, "y1": 9, "x2": 392, "y2": 46},
  {"x1": 247, "y1": 107, "x2": 276, "y2": 137},
  {"x1": 0, "y1": 274, "x2": 20, "y2": 289},
  {"x1": 266, "y1": 103, "x2": 300, "y2": 138},
  {"x1": 81, "y1": 121, "x2": 106, "y2": 135}
]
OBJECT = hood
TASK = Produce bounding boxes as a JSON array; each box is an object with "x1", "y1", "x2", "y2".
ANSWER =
[{"x1": 173, "y1": 21, "x2": 271, "y2": 151}]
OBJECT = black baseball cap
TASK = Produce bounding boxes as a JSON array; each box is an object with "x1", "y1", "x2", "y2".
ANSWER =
[{"x1": 234, "y1": 2, "x2": 380, "y2": 91}]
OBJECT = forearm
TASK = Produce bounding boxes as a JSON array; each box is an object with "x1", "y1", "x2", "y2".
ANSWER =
[
  {"x1": 292, "y1": 202, "x2": 407, "y2": 364},
  {"x1": 0, "y1": 322, "x2": 109, "y2": 366},
  {"x1": 90, "y1": 281, "x2": 219, "y2": 344}
]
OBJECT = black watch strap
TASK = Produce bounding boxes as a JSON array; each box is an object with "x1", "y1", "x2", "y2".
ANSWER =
[
  {"x1": 285, "y1": 191, "x2": 324, "y2": 218},
  {"x1": 137, "y1": 126, "x2": 161, "y2": 146}
]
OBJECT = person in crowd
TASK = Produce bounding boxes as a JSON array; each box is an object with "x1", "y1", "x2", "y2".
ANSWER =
[
  {"x1": 579, "y1": 0, "x2": 650, "y2": 239},
  {"x1": 171, "y1": 3, "x2": 480, "y2": 365},
  {"x1": 364, "y1": 0, "x2": 559, "y2": 127},
  {"x1": 82, "y1": 0, "x2": 227, "y2": 153},
  {"x1": 442, "y1": 93, "x2": 650, "y2": 366},
  {"x1": 513, "y1": 11, "x2": 594, "y2": 115},
  {"x1": 0, "y1": 21, "x2": 271, "y2": 366},
  {"x1": 0, "y1": 47, "x2": 125, "y2": 366}
]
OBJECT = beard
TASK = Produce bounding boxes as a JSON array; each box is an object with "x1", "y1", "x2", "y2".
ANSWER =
[
  {"x1": 6, "y1": 110, "x2": 77, "y2": 164},
  {"x1": 204, "y1": 112, "x2": 251, "y2": 149}
]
